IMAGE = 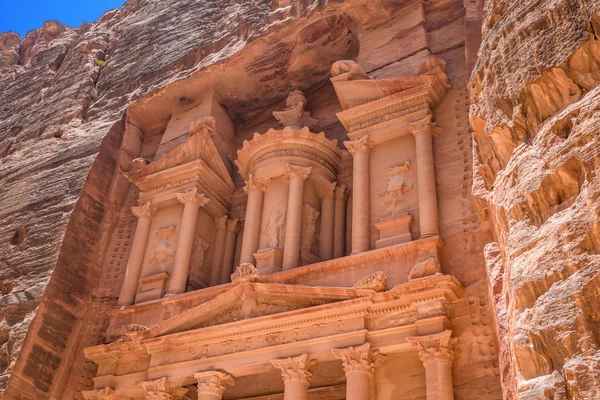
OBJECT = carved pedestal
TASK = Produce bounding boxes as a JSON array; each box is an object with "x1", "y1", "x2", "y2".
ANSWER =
[
  {"x1": 374, "y1": 213, "x2": 413, "y2": 248},
  {"x1": 136, "y1": 272, "x2": 170, "y2": 303},
  {"x1": 254, "y1": 248, "x2": 283, "y2": 275}
]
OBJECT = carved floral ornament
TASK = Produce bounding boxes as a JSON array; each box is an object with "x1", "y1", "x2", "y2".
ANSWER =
[
  {"x1": 131, "y1": 202, "x2": 157, "y2": 219},
  {"x1": 344, "y1": 135, "x2": 372, "y2": 155},
  {"x1": 176, "y1": 187, "x2": 210, "y2": 206},
  {"x1": 271, "y1": 353, "x2": 317, "y2": 386},
  {"x1": 406, "y1": 114, "x2": 443, "y2": 138},
  {"x1": 353, "y1": 271, "x2": 388, "y2": 292},
  {"x1": 82, "y1": 387, "x2": 132, "y2": 400},
  {"x1": 285, "y1": 163, "x2": 312, "y2": 181},
  {"x1": 215, "y1": 215, "x2": 228, "y2": 230},
  {"x1": 194, "y1": 371, "x2": 235, "y2": 396},
  {"x1": 406, "y1": 330, "x2": 454, "y2": 366},
  {"x1": 331, "y1": 343, "x2": 386, "y2": 376},
  {"x1": 231, "y1": 263, "x2": 263, "y2": 283},
  {"x1": 243, "y1": 174, "x2": 270, "y2": 193},
  {"x1": 272, "y1": 90, "x2": 318, "y2": 129},
  {"x1": 140, "y1": 377, "x2": 188, "y2": 400},
  {"x1": 335, "y1": 184, "x2": 347, "y2": 199}
]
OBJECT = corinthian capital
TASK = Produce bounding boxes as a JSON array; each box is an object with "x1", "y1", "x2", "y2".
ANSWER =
[
  {"x1": 406, "y1": 115, "x2": 433, "y2": 136},
  {"x1": 285, "y1": 164, "x2": 312, "y2": 181},
  {"x1": 244, "y1": 174, "x2": 270, "y2": 193},
  {"x1": 271, "y1": 353, "x2": 316, "y2": 386},
  {"x1": 194, "y1": 371, "x2": 235, "y2": 397},
  {"x1": 226, "y1": 218, "x2": 240, "y2": 232},
  {"x1": 140, "y1": 378, "x2": 188, "y2": 400},
  {"x1": 132, "y1": 202, "x2": 157, "y2": 219},
  {"x1": 190, "y1": 115, "x2": 217, "y2": 137},
  {"x1": 344, "y1": 135, "x2": 372, "y2": 155},
  {"x1": 406, "y1": 330, "x2": 454, "y2": 366},
  {"x1": 331, "y1": 343, "x2": 386, "y2": 377},
  {"x1": 335, "y1": 184, "x2": 347, "y2": 200},
  {"x1": 215, "y1": 215, "x2": 228, "y2": 230},
  {"x1": 82, "y1": 387, "x2": 132, "y2": 400},
  {"x1": 176, "y1": 188, "x2": 210, "y2": 207}
]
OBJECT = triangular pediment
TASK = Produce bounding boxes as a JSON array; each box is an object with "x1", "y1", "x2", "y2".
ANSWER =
[{"x1": 129, "y1": 282, "x2": 374, "y2": 340}]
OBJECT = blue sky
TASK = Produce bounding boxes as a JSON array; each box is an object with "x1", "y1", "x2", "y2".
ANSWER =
[{"x1": 1, "y1": 0, "x2": 126, "y2": 38}]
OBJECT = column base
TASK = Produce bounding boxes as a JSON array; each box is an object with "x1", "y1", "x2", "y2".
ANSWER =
[
  {"x1": 375, "y1": 213, "x2": 413, "y2": 249},
  {"x1": 300, "y1": 250, "x2": 320, "y2": 266},
  {"x1": 254, "y1": 248, "x2": 283, "y2": 275},
  {"x1": 136, "y1": 272, "x2": 170, "y2": 303}
]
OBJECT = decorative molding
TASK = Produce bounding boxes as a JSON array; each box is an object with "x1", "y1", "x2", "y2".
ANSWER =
[
  {"x1": 344, "y1": 135, "x2": 372, "y2": 155},
  {"x1": 244, "y1": 174, "x2": 270, "y2": 193},
  {"x1": 131, "y1": 202, "x2": 157, "y2": 219},
  {"x1": 231, "y1": 263, "x2": 263, "y2": 284},
  {"x1": 82, "y1": 387, "x2": 132, "y2": 400},
  {"x1": 406, "y1": 330, "x2": 454, "y2": 366},
  {"x1": 140, "y1": 377, "x2": 188, "y2": 400},
  {"x1": 194, "y1": 370, "x2": 235, "y2": 397},
  {"x1": 331, "y1": 343, "x2": 386, "y2": 377},
  {"x1": 353, "y1": 271, "x2": 388, "y2": 292},
  {"x1": 271, "y1": 353, "x2": 316, "y2": 386},
  {"x1": 176, "y1": 188, "x2": 210, "y2": 207},
  {"x1": 406, "y1": 115, "x2": 432, "y2": 136}
]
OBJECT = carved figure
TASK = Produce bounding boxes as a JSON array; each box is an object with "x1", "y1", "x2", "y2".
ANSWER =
[
  {"x1": 231, "y1": 263, "x2": 262, "y2": 283},
  {"x1": 264, "y1": 206, "x2": 285, "y2": 248},
  {"x1": 379, "y1": 162, "x2": 413, "y2": 216},
  {"x1": 354, "y1": 271, "x2": 388, "y2": 292},
  {"x1": 272, "y1": 90, "x2": 318, "y2": 129},
  {"x1": 191, "y1": 235, "x2": 210, "y2": 271},
  {"x1": 149, "y1": 226, "x2": 176, "y2": 268},
  {"x1": 330, "y1": 60, "x2": 369, "y2": 80},
  {"x1": 300, "y1": 204, "x2": 320, "y2": 252},
  {"x1": 408, "y1": 257, "x2": 441, "y2": 280}
]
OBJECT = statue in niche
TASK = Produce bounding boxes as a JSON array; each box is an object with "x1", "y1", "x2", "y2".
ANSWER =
[
  {"x1": 264, "y1": 205, "x2": 286, "y2": 249},
  {"x1": 300, "y1": 204, "x2": 320, "y2": 253},
  {"x1": 149, "y1": 226, "x2": 176, "y2": 269},
  {"x1": 191, "y1": 235, "x2": 210, "y2": 271},
  {"x1": 379, "y1": 162, "x2": 413, "y2": 216}
]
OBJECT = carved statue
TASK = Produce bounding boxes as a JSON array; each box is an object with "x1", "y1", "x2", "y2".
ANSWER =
[
  {"x1": 408, "y1": 257, "x2": 441, "y2": 280},
  {"x1": 264, "y1": 206, "x2": 286, "y2": 249},
  {"x1": 379, "y1": 162, "x2": 413, "y2": 216},
  {"x1": 149, "y1": 226, "x2": 176, "y2": 268},
  {"x1": 330, "y1": 60, "x2": 369, "y2": 80},
  {"x1": 300, "y1": 204, "x2": 320, "y2": 253},
  {"x1": 272, "y1": 90, "x2": 318, "y2": 129},
  {"x1": 191, "y1": 235, "x2": 210, "y2": 270}
]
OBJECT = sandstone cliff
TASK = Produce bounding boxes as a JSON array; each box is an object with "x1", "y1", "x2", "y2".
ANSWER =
[{"x1": 470, "y1": 0, "x2": 600, "y2": 398}]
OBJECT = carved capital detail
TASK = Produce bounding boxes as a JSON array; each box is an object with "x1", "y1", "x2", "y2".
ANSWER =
[
  {"x1": 226, "y1": 218, "x2": 239, "y2": 232},
  {"x1": 176, "y1": 188, "x2": 210, "y2": 207},
  {"x1": 344, "y1": 135, "x2": 372, "y2": 155},
  {"x1": 272, "y1": 90, "x2": 318, "y2": 129},
  {"x1": 406, "y1": 330, "x2": 454, "y2": 367},
  {"x1": 331, "y1": 343, "x2": 386, "y2": 377},
  {"x1": 231, "y1": 263, "x2": 263, "y2": 283},
  {"x1": 132, "y1": 202, "x2": 157, "y2": 219},
  {"x1": 353, "y1": 271, "x2": 388, "y2": 292},
  {"x1": 140, "y1": 378, "x2": 188, "y2": 400},
  {"x1": 285, "y1": 164, "x2": 312, "y2": 181},
  {"x1": 215, "y1": 215, "x2": 228, "y2": 230},
  {"x1": 82, "y1": 387, "x2": 132, "y2": 400},
  {"x1": 319, "y1": 181, "x2": 336, "y2": 199},
  {"x1": 335, "y1": 184, "x2": 347, "y2": 200},
  {"x1": 190, "y1": 115, "x2": 217, "y2": 137},
  {"x1": 271, "y1": 353, "x2": 316, "y2": 387},
  {"x1": 194, "y1": 371, "x2": 235, "y2": 397},
  {"x1": 244, "y1": 174, "x2": 270, "y2": 193},
  {"x1": 406, "y1": 115, "x2": 432, "y2": 136}
]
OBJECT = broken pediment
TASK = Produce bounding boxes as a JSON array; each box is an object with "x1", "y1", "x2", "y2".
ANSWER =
[{"x1": 127, "y1": 281, "x2": 375, "y2": 340}]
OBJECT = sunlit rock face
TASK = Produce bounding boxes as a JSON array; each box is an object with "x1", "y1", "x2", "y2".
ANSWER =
[
  {"x1": 470, "y1": 1, "x2": 600, "y2": 398},
  {"x1": 0, "y1": 0, "x2": 498, "y2": 399}
]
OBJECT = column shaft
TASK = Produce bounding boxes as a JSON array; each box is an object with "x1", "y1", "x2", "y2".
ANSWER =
[
  {"x1": 345, "y1": 136, "x2": 371, "y2": 254},
  {"x1": 424, "y1": 360, "x2": 454, "y2": 400},
  {"x1": 334, "y1": 185, "x2": 347, "y2": 259},
  {"x1": 272, "y1": 354, "x2": 314, "y2": 400},
  {"x1": 118, "y1": 202, "x2": 155, "y2": 306},
  {"x1": 407, "y1": 330, "x2": 454, "y2": 400},
  {"x1": 220, "y1": 219, "x2": 239, "y2": 284},
  {"x1": 345, "y1": 373, "x2": 371, "y2": 400},
  {"x1": 318, "y1": 183, "x2": 336, "y2": 261},
  {"x1": 209, "y1": 216, "x2": 228, "y2": 287},
  {"x1": 282, "y1": 165, "x2": 311, "y2": 270},
  {"x1": 167, "y1": 189, "x2": 208, "y2": 295},
  {"x1": 332, "y1": 343, "x2": 385, "y2": 400},
  {"x1": 283, "y1": 381, "x2": 309, "y2": 400},
  {"x1": 240, "y1": 176, "x2": 267, "y2": 264}
]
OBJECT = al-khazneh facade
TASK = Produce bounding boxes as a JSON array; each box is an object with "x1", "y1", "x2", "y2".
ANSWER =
[{"x1": 78, "y1": 56, "x2": 485, "y2": 400}]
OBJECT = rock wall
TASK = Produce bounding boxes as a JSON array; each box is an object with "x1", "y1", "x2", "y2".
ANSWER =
[{"x1": 470, "y1": 0, "x2": 600, "y2": 398}]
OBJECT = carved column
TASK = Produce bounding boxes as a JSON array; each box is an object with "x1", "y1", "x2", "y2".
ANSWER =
[
  {"x1": 194, "y1": 371, "x2": 235, "y2": 400},
  {"x1": 319, "y1": 182, "x2": 336, "y2": 261},
  {"x1": 407, "y1": 115, "x2": 440, "y2": 238},
  {"x1": 332, "y1": 343, "x2": 386, "y2": 400},
  {"x1": 141, "y1": 377, "x2": 188, "y2": 400},
  {"x1": 220, "y1": 218, "x2": 239, "y2": 284},
  {"x1": 240, "y1": 175, "x2": 269, "y2": 265},
  {"x1": 406, "y1": 331, "x2": 454, "y2": 400},
  {"x1": 209, "y1": 216, "x2": 228, "y2": 287},
  {"x1": 118, "y1": 202, "x2": 157, "y2": 306},
  {"x1": 282, "y1": 164, "x2": 312, "y2": 270},
  {"x1": 334, "y1": 184, "x2": 347, "y2": 259},
  {"x1": 167, "y1": 189, "x2": 210, "y2": 295},
  {"x1": 82, "y1": 387, "x2": 132, "y2": 400},
  {"x1": 344, "y1": 136, "x2": 371, "y2": 254},
  {"x1": 271, "y1": 354, "x2": 315, "y2": 400}
]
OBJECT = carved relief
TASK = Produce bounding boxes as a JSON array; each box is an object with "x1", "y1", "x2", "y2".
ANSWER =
[
  {"x1": 140, "y1": 377, "x2": 188, "y2": 400},
  {"x1": 132, "y1": 202, "x2": 157, "y2": 219},
  {"x1": 194, "y1": 371, "x2": 234, "y2": 397},
  {"x1": 271, "y1": 354, "x2": 316, "y2": 385},
  {"x1": 191, "y1": 236, "x2": 210, "y2": 271},
  {"x1": 300, "y1": 203, "x2": 320, "y2": 253},
  {"x1": 82, "y1": 387, "x2": 132, "y2": 400},
  {"x1": 406, "y1": 330, "x2": 454, "y2": 366},
  {"x1": 263, "y1": 204, "x2": 286, "y2": 249},
  {"x1": 149, "y1": 226, "x2": 176, "y2": 268},
  {"x1": 354, "y1": 271, "x2": 388, "y2": 292},
  {"x1": 230, "y1": 263, "x2": 262, "y2": 283},
  {"x1": 379, "y1": 162, "x2": 413, "y2": 216},
  {"x1": 331, "y1": 60, "x2": 369, "y2": 80},
  {"x1": 408, "y1": 257, "x2": 441, "y2": 280},
  {"x1": 272, "y1": 90, "x2": 318, "y2": 129},
  {"x1": 190, "y1": 115, "x2": 217, "y2": 137},
  {"x1": 331, "y1": 343, "x2": 386, "y2": 377}
]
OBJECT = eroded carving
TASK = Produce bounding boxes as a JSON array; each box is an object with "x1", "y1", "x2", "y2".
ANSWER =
[
  {"x1": 300, "y1": 203, "x2": 320, "y2": 252},
  {"x1": 272, "y1": 90, "x2": 318, "y2": 129},
  {"x1": 353, "y1": 271, "x2": 388, "y2": 292},
  {"x1": 230, "y1": 263, "x2": 262, "y2": 283},
  {"x1": 140, "y1": 377, "x2": 188, "y2": 400},
  {"x1": 264, "y1": 205, "x2": 286, "y2": 249},
  {"x1": 149, "y1": 226, "x2": 176, "y2": 268},
  {"x1": 408, "y1": 257, "x2": 441, "y2": 280},
  {"x1": 379, "y1": 162, "x2": 413, "y2": 216}
]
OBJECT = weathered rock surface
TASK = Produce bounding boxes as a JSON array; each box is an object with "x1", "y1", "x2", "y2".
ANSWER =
[
  {"x1": 0, "y1": 0, "x2": 494, "y2": 398},
  {"x1": 470, "y1": 0, "x2": 600, "y2": 398}
]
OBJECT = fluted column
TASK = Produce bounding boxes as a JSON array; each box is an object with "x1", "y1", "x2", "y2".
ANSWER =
[
  {"x1": 334, "y1": 184, "x2": 347, "y2": 259},
  {"x1": 167, "y1": 188, "x2": 209, "y2": 295},
  {"x1": 194, "y1": 371, "x2": 235, "y2": 400},
  {"x1": 271, "y1": 354, "x2": 315, "y2": 400},
  {"x1": 140, "y1": 377, "x2": 188, "y2": 400},
  {"x1": 332, "y1": 343, "x2": 386, "y2": 400},
  {"x1": 344, "y1": 136, "x2": 372, "y2": 254},
  {"x1": 282, "y1": 164, "x2": 312, "y2": 270},
  {"x1": 319, "y1": 182, "x2": 336, "y2": 261},
  {"x1": 118, "y1": 202, "x2": 157, "y2": 306},
  {"x1": 209, "y1": 216, "x2": 228, "y2": 287},
  {"x1": 406, "y1": 330, "x2": 454, "y2": 400},
  {"x1": 407, "y1": 115, "x2": 440, "y2": 238},
  {"x1": 240, "y1": 175, "x2": 269, "y2": 264},
  {"x1": 220, "y1": 218, "x2": 239, "y2": 284}
]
